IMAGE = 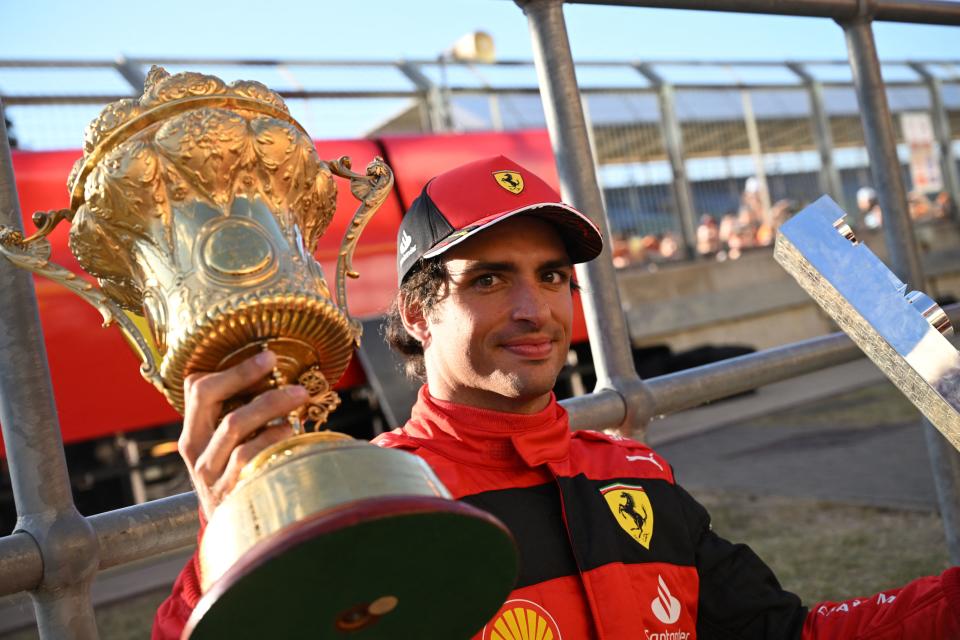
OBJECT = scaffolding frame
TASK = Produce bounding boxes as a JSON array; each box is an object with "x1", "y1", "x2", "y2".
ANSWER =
[{"x1": 1, "y1": 1, "x2": 960, "y2": 636}]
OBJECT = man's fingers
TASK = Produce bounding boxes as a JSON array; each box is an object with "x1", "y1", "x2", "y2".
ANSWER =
[
  {"x1": 194, "y1": 385, "x2": 308, "y2": 484},
  {"x1": 184, "y1": 350, "x2": 279, "y2": 407},
  {"x1": 178, "y1": 350, "x2": 308, "y2": 517},
  {"x1": 180, "y1": 351, "x2": 280, "y2": 463}
]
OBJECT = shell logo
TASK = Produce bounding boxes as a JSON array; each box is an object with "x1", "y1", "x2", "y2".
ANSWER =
[{"x1": 482, "y1": 599, "x2": 562, "y2": 640}]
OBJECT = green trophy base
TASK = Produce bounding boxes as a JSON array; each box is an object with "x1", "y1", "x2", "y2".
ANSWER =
[{"x1": 184, "y1": 496, "x2": 518, "y2": 639}]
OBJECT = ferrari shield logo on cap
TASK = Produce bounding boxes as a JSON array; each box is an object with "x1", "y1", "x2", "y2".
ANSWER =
[
  {"x1": 600, "y1": 483, "x2": 654, "y2": 549},
  {"x1": 493, "y1": 170, "x2": 524, "y2": 194}
]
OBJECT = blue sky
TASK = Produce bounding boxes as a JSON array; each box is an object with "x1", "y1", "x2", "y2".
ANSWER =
[
  {"x1": 5, "y1": 0, "x2": 960, "y2": 62},
  {"x1": 4, "y1": 0, "x2": 960, "y2": 148}
]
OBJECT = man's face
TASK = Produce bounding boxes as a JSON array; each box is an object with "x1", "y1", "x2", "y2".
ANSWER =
[{"x1": 411, "y1": 216, "x2": 575, "y2": 414}]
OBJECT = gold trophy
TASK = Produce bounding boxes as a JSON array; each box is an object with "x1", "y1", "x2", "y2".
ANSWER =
[{"x1": 0, "y1": 67, "x2": 516, "y2": 638}]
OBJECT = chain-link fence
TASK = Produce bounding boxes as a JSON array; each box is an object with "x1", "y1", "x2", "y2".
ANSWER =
[{"x1": 3, "y1": 57, "x2": 960, "y2": 262}]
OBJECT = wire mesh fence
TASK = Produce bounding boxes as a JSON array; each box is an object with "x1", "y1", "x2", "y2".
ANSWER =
[{"x1": 4, "y1": 58, "x2": 960, "y2": 263}]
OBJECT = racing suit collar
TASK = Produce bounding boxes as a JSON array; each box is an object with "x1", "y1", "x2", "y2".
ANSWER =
[{"x1": 401, "y1": 386, "x2": 572, "y2": 469}]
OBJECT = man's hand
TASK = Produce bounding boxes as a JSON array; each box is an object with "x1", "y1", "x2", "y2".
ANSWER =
[{"x1": 177, "y1": 350, "x2": 309, "y2": 518}]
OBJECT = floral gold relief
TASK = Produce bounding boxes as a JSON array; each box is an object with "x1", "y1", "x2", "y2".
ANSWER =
[{"x1": 3, "y1": 65, "x2": 393, "y2": 420}]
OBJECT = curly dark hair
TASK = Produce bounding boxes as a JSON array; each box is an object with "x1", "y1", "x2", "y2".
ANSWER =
[{"x1": 383, "y1": 257, "x2": 449, "y2": 381}]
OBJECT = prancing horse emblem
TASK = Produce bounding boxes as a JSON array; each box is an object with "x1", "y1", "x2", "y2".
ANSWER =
[
  {"x1": 493, "y1": 170, "x2": 524, "y2": 194},
  {"x1": 600, "y1": 483, "x2": 654, "y2": 548},
  {"x1": 618, "y1": 492, "x2": 648, "y2": 533}
]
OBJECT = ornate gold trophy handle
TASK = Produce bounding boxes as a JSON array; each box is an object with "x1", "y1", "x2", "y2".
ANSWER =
[
  {"x1": 327, "y1": 156, "x2": 394, "y2": 344},
  {"x1": 0, "y1": 216, "x2": 165, "y2": 394}
]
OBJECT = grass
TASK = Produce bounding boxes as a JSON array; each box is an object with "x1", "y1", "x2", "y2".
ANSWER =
[
  {"x1": 1, "y1": 382, "x2": 952, "y2": 637},
  {"x1": 693, "y1": 490, "x2": 950, "y2": 605},
  {"x1": 693, "y1": 381, "x2": 952, "y2": 604}
]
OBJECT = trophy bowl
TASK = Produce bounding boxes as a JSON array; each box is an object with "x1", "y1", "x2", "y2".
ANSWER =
[{"x1": 0, "y1": 67, "x2": 517, "y2": 639}]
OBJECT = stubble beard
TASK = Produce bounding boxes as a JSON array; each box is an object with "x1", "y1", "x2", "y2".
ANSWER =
[{"x1": 484, "y1": 354, "x2": 564, "y2": 404}]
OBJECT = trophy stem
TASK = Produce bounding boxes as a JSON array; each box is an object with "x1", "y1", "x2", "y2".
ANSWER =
[{"x1": 238, "y1": 431, "x2": 354, "y2": 483}]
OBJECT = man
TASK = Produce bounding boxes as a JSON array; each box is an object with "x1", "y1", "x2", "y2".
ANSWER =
[{"x1": 155, "y1": 156, "x2": 959, "y2": 639}]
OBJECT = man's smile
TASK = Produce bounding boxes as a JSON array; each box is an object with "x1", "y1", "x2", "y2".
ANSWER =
[{"x1": 500, "y1": 336, "x2": 555, "y2": 359}]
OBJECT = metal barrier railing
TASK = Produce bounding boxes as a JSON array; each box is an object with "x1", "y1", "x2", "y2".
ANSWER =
[
  {"x1": 1, "y1": 0, "x2": 959, "y2": 637},
  {"x1": 1, "y1": 298, "x2": 957, "y2": 593}
]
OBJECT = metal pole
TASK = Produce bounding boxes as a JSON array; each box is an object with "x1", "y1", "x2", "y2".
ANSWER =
[
  {"x1": 397, "y1": 62, "x2": 447, "y2": 133},
  {"x1": 787, "y1": 62, "x2": 845, "y2": 205},
  {"x1": 438, "y1": 56, "x2": 455, "y2": 131},
  {"x1": 741, "y1": 89, "x2": 774, "y2": 228},
  {"x1": 489, "y1": 94, "x2": 505, "y2": 131},
  {"x1": 0, "y1": 492, "x2": 199, "y2": 598},
  {"x1": 924, "y1": 423, "x2": 960, "y2": 564},
  {"x1": 635, "y1": 63, "x2": 698, "y2": 258},
  {"x1": 909, "y1": 61, "x2": 960, "y2": 222},
  {"x1": 647, "y1": 330, "x2": 861, "y2": 415},
  {"x1": 578, "y1": 94, "x2": 606, "y2": 211},
  {"x1": 0, "y1": 104, "x2": 100, "y2": 638},
  {"x1": 840, "y1": 16, "x2": 960, "y2": 564},
  {"x1": 566, "y1": 0, "x2": 960, "y2": 26},
  {"x1": 517, "y1": 0, "x2": 653, "y2": 435},
  {"x1": 113, "y1": 56, "x2": 145, "y2": 92},
  {"x1": 0, "y1": 532, "x2": 43, "y2": 595},
  {"x1": 89, "y1": 492, "x2": 198, "y2": 572},
  {"x1": 841, "y1": 19, "x2": 923, "y2": 284}
]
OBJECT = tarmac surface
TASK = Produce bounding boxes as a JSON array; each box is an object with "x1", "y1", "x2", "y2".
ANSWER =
[
  {"x1": 658, "y1": 413, "x2": 938, "y2": 511},
  {"x1": 647, "y1": 357, "x2": 941, "y2": 511}
]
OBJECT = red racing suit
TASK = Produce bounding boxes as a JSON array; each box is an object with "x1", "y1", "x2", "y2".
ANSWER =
[{"x1": 154, "y1": 387, "x2": 960, "y2": 639}]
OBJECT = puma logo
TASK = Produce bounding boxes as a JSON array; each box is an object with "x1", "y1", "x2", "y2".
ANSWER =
[{"x1": 626, "y1": 453, "x2": 663, "y2": 471}]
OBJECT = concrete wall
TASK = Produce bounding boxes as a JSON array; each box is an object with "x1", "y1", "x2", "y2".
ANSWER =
[{"x1": 617, "y1": 220, "x2": 960, "y2": 353}]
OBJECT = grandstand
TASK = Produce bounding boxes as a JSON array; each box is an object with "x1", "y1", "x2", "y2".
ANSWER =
[{"x1": 4, "y1": 57, "x2": 960, "y2": 243}]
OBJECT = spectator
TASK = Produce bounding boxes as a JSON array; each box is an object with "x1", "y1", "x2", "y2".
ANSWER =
[
  {"x1": 696, "y1": 214, "x2": 720, "y2": 256},
  {"x1": 857, "y1": 187, "x2": 882, "y2": 230},
  {"x1": 718, "y1": 212, "x2": 738, "y2": 252},
  {"x1": 908, "y1": 190, "x2": 933, "y2": 221},
  {"x1": 735, "y1": 205, "x2": 759, "y2": 249},
  {"x1": 658, "y1": 231, "x2": 680, "y2": 261},
  {"x1": 756, "y1": 199, "x2": 794, "y2": 247},
  {"x1": 627, "y1": 235, "x2": 650, "y2": 264},
  {"x1": 611, "y1": 232, "x2": 631, "y2": 268},
  {"x1": 741, "y1": 176, "x2": 766, "y2": 229},
  {"x1": 935, "y1": 190, "x2": 957, "y2": 221},
  {"x1": 725, "y1": 220, "x2": 754, "y2": 260}
]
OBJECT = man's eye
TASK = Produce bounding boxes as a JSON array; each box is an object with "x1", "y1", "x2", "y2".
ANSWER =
[
  {"x1": 543, "y1": 270, "x2": 569, "y2": 284},
  {"x1": 475, "y1": 274, "x2": 499, "y2": 287}
]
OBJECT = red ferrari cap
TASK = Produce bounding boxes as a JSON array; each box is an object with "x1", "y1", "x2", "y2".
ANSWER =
[{"x1": 396, "y1": 155, "x2": 602, "y2": 284}]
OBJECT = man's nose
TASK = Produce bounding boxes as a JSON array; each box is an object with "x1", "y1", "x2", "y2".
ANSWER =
[{"x1": 510, "y1": 280, "x2": 550, "y2": 325}]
